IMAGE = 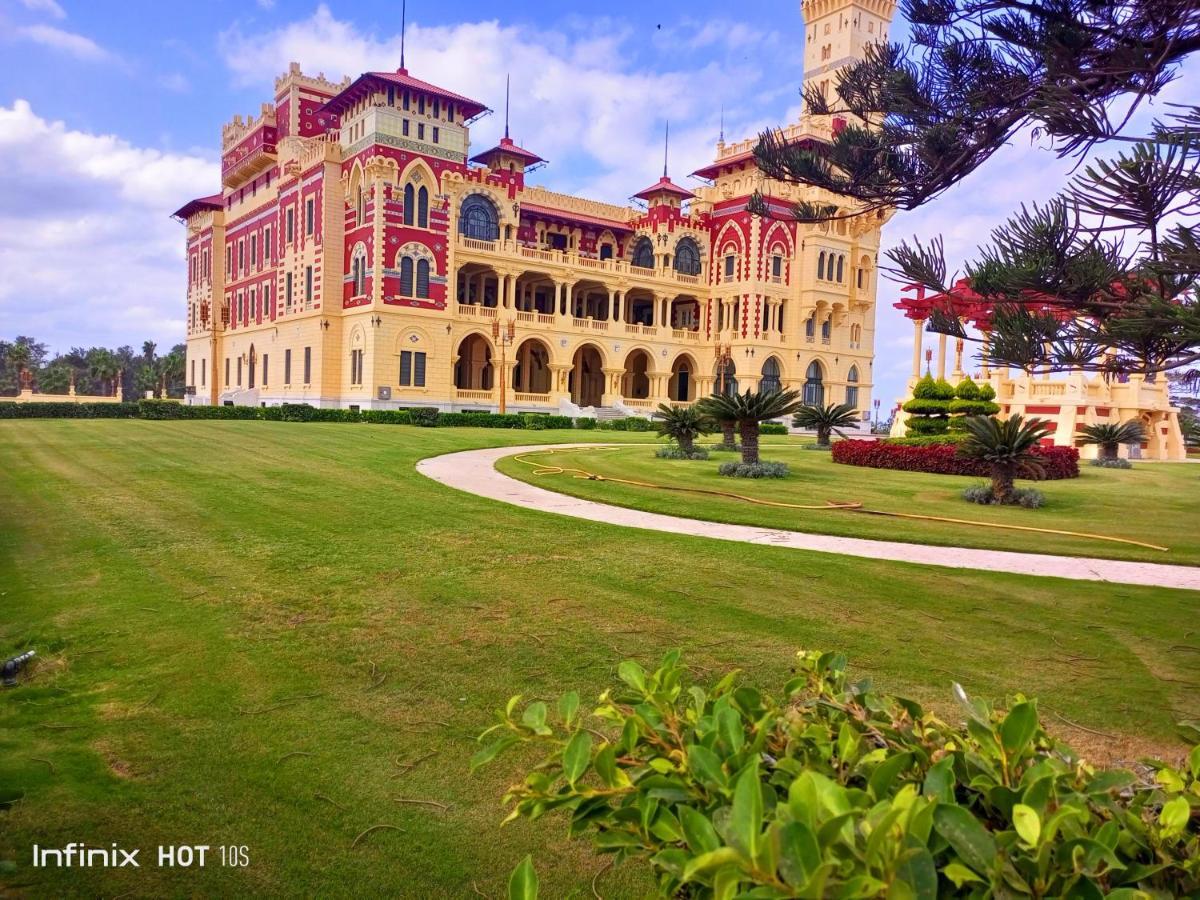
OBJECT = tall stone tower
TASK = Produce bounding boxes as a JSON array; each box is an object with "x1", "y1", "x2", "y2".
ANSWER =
[{"x1": 801, "y1": 0, "x2": 897, "y2": 112}]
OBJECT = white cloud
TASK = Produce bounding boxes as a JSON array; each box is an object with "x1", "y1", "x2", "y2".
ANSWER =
[
  {"x1": 18, "y1": 0, "x2": 66, "y2": 19},
  {"x1": 217, "y1": 5, "x2": 769, "y2": 205},
  {"x1": 15, "y1": 24, "x2": 115, "y2": 62},
  {"x1": 159, "y1": 72, "x2": 190, "y2": 93},
  {"x1": 0, "y1": 100, "x2": 217, "y2": 352}
]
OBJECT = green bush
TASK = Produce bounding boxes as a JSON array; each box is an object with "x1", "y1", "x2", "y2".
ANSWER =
[
  {"x1": 902, "y1": 397, "x2": 953, "y2": 415},
  {"x1": 541, "y1": 415, "x2": 574, "y2": 430},
  {"x1": 955, "y1": 377, "x2": 980, "y2": 400},
  {"x1": 1090, "y1": 457, "x2": 1133, "y2": 469},
  {"x1": 138, "y1": 399, "x2": 185, "y2": 419},
  {"x1": 656, "y1": 446, "x2": 710, "y2": 460},
  {"x1": 905, "y1": 415, "x2": 951, "y2": 435},
  {"x1": 932, "y1": 378, "x2": 956, "y2": 400},
  {"x1": 0, "y1": 401, "x2": 139, "y2": 419},
  {"x1": 574, "y1": 417, "x2": 597, "y2": 430},
  {"x1": 883, "y1": 434, "x2": 969, "y2": 447},
  {"x1": 949, "y1": 398, "x2": 1002, "y2": 416},
  {"x1": 717, "y1": 460, "x2": 790, "y2": 478},
  {"x1": 978, "y1": 382, "x2": 997, "y2": 401},
  {"x1": 476, "y1": 649, "x2": 1200, "y2": 899},
  {"x1": 407, "y1": 407, "x2": 440, "y2": 427},
  {"x1": 962, "y1": 483, "x2": 1046, "y2": 508},
  {"x1": 361, "y1": 409, "x2": 413, "y2": 425},
  {"x1": 759, "y1": 423, "x2": 789, "y2": 435},
  {"x1": 911, "y1": 374, "x2": 939, "y2": 400},
  {"x1": 598, "y1": 417, "x2": 655, "y2": 432}
]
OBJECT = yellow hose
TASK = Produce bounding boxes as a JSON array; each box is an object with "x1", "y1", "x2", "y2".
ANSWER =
[{"x1": 510, "y1": 446, "x2": 1170, "y2": 553}]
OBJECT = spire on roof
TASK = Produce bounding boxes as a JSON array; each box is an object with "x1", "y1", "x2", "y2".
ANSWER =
[
  {"x1": 719, "y1": 105, "x2": 725, "y2": 143},
  {"x1": 400, "y1": 0, "x2": 408, "y2": 72},
  {"x1": 663, "y1": 120, "x2": 670, "y2": 178},
  {"x1": 504, "y1": 73, "x2": 511, "y2": 139}
]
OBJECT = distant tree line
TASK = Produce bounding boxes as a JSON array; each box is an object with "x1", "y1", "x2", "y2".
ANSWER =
[{"x1": 0, "y1": 336, "x2": 186, "y2": 401}]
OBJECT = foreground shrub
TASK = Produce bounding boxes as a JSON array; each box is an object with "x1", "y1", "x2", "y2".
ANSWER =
[
  {"x1": 407, "y1": 407, "x2": 440, "y2": 427},
  {"x1": 759, "y1": 422, "x2": 789, "y2": 436},
  {"x1": 476, "y1": 650, "x2": 1200, "y2": 898},
  {"x1": 597, "y1": 417, "x2": 656, "y2": 432},
  {"x1": 717, "y1": 460, "x2": 789, "y2": 478},
  {"x1": 1090, "y1": 456, "x2": 1134, "y2": 469},
  {"x1": 884, "y1": 434, "x2": 968, "y2": 447},
  {"x1": 360, "y1": 409, "x2": 413, "y2": 425},
  {"x1": 656, "y1": 446, "x2": 710, "y2": 460},
  {"x1": 0, "y1": 401, "x2": 138, "y2": 419},
  {"x1": 574, "y1": 417, "x2": 597, "y2": 430},
  {"x1": 962, "y1": 483, "x2": 1046, "y2": 508},
  {"x1": 833, "y1": 439, "x2": 1079, "y2": 479}
]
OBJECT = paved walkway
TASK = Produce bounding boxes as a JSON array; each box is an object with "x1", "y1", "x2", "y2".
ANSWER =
[{"x1": 417, "y1": 444, "x2": 1200, "y2": 591}]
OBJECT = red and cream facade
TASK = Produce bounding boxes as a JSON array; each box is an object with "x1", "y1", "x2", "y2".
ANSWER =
[{"x1": 175, "y1": 0, "x2": 896, "y2": 415}]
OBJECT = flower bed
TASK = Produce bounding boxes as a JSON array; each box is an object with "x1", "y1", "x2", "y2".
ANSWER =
[{"x1": 832, "y1": 439, "x2": 1079, "y2": 479}]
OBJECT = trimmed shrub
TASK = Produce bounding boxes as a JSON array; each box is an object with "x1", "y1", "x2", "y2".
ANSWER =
[
  {"x1": 0, "y1": 401, "x2": 139, "y2": 419},
  {"x1": 902, "y1": 398, "x2": 954, "y2": 415},
  {"x1": 833, "y1": 439, "x2": 1079, "y2": 479},
  {"x1": 597, "y1": 417, "x2": 655, "y2": 432},
  {"x1": 978, "y1": 382, "x2": 997, "y2": 401},
  {"x1": 759, "y1": 422, "x2": 789, "y2": 435},
  {"x1": 1090, "y1": 456, "x2": 1133, "y2": 469},
  {"x1": 138, "y1": 399, "x2": 185, "y2": 419},
  {"x1": 905, "y1": 415, "x2": 951, "y2": 435},
  {"x1": 948, "y1": 397, "x2": 1002, "y2": 416},
  {"x1": 655, "y1": 446, "x2": 709, "y2": 460},
  {"x1": 955, "y1": 376, "x2": 980, "y2": 400},
  {"x1": 361, "y1": 409, "x2": 413, "y2": 425},
  {"x1": 717, "y1": 460, "x2": 790, "y2": 478},
  {"x1": 883, "y1": 434, "x2": 969, "y2": 447},
  {"x1": 407, "y1": 407, "x2": 440, "y2": 427},
  {"x1": 962, "y1": 483, "x2": 1046, "y2": 507},
  {"x1": 541, "y1": 415, "x2": 574, "y2": 430},
  {"x1": 911, "y1": 373, "x2": 940, "y2": 399},
  {"x1": 574, "y1": 417, "x2": 597, "y2": 430}
]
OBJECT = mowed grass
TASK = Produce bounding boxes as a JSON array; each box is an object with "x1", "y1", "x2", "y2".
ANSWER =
[
  {"x1": 497, "y1": 440, "x2": 1200, "y2": 565},
  {"x1": 0, "y1": 421, "x2": 1196, "y2": 899}
]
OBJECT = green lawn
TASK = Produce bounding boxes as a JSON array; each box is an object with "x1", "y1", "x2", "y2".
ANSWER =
[
  {"x1": 1, "y1": 421, "x2": 1197, "y2": 898},
  {"x1": 497, "y1": 440, "x2": 1200, "y2": 565}
]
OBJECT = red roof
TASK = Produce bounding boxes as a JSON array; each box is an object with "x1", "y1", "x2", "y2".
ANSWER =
[
  {"x1": 172, "y1": 194, "x2": 223, "y2": 220},
  {"x1": 470, "y1": 136, "x2": 544, "y2": 166},
  {"x1": 322, "y1": 68, "x2": 489, "y2": 119},
  {"x1": 633, "y1": 176, "x2": 694, "y2": 201},
  {"x1": 691, "y1": 134, "x2": 825, "y2": 181},
  {"x1": 519, "y1": 202, "x2": 632, "y2": 232}
]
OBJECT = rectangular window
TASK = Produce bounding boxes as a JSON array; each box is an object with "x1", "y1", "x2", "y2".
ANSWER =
[
  {"x1": 262, "y1": 354, "x2": 269, "y2": 386},
  {"x1": 250, "y1": 234, "x2": 257, "y2": 268},
  {"x1": 286, "y1": 272, "x2": 293, "y2": 309},
  {"x1": 418, "y1": 96, "x2": 425, "y2": 114},
  {"x1": 433, "y1": 99, "x2": 440, "y2": 117},
  {"x1": 417, "y1": 123, "x2": 425, "y2": 141},
  {"x1": 190, "y1": 359, "x2": 195, "y2": 385},
  {"x1": 402, "y1": 90, "x2": 410, "y2": 110},
  {"x1": 724, "y1": 256, "x2": 735, "y2": 278},
  {"x1": 447, "y1": 102, "x2": 454, "y2": 121},
  {"x1": 772, "y1": 256, "x2": 782, "y2": 277},
  {"x1": 249, "y1": 288, "x2": 256, "y2": 321},
  {"x1": 402, "y1": 119, "x2": 409, "y2": 137},
  {"x1": 238, "y1": 240, "x2": 245, "y2": 274},
  {"x1": 286, "y1": 208, "x2": 294, "y2": 243},
  {"x1": 237, "y1": 357, "x2": 243, "y2": 387},
  {"x1": 264, "y1": 226, "x2": 272, "y2": 261},
  {"x1": 399, "y1": 351, "x2": 426, "y2": 387},
  {"x1": 284, "y1": 349, "x2": 292, "y2": 385},
  {"x1": 303, "y1": 346, "x2": 311, "y2": 384},
  {"x1": 387, "y1": 86, "x2": 395, "y2": 105},
  {"x1": 350, "y1": 349, "x2": 364, "y2": 386},
  {"x1": 432, "y1": 126, "x2": 439, "y2": 144},
  {"x1": 225, "y1": 357, "x2": 230, "y2": 386},
  {"x1": 305, "y1": 198, "x2": 314, "y2": 235},
  {"x1": 201, "y1": 359, "x2": 206, "y2": 386},
  {"x1": 305, "y1": 265, "x2": 313, "y2": 303}
]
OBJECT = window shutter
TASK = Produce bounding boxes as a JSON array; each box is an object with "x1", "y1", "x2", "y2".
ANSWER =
[
  {"x1": 414, "y1": 352, "x2": 426, "y2": 387},
  {"x1": 416, "y1": 259, "x2": 430, "y2": 298},
  {"x1": 400, "y1": 351, "x2": 412, "y2": 386},
  {"x1": 400, "y1": 257, "x2": 414, "y2": 296}
]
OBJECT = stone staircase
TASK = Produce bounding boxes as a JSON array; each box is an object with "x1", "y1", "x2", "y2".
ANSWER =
[{"x1": 593, "y1": 407, "x2": 627, "y2": 421}]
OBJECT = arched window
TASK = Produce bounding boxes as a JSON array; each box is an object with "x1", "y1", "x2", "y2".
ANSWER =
[
  {"x1": 631, "y1": 237, "x2": 654, "y2": 269},
  {"x1": 836, "y1": 255, "x2": 845, "y2": 282},
  {"x1": 355, "y1": 184, "x2": 364, "y2": 226},
  {"x1": 805, "y1": 314, "x2": 815, "y2": 340},
  {"x1": 351, "y1": 244, "x2": 367, "y2": 296},
  {"x1": 804, "y1": 362, "x2": 825, "y2": 406},
  {"x1": 673, "y1": 237, "x2": 701, "y2": 275},
  {"x1": 417, "y1": 186, "x2": 429, "y2": 228},
  {"x1": 821, "y1": 316, "x2": 832, "y2": 341},
  {"x1": 403, "y1": 183, "x2": 415, "y2": 226},
  {"x1": 817, "y1": 251, "x2": 826, "y2": 280},
  {"x1": 715, "y1": 357, "x2": 738, "y2": 396},
  {"x1": 416, "y1": 258, "x2": 430, "y2": 299},
  {"x1": 459, "y1": 195, "x2": 500, "y2": 241},
  {"x1": 846, "y1": 365, "x2": 860, "y2": 408},
  {"x1": 599, "y1": 243, "x2": 613, "y2": 261},
  {"x1": 400, "y1": 257, "x2": 414, "y2": 296},
  {"x1": 760, "y1": 357, "x2": 782, "y2": 393}
]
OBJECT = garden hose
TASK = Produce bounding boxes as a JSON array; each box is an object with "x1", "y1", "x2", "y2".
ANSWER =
[{"x1": 510, "y1": 447, "x2": 1170, "y2": 553}]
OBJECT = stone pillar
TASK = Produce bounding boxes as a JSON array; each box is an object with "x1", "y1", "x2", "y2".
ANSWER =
[
  {"x1": 505, "y1": 273, "x2": 517, "y2": 309},
  {"x1": 911, "y1": 319, "x2": 924, "y2": 378},
  {"x1": 936, "y1": 333, "x2": 948, "y2": 380},
  {"x1": 608, "y1": 288, "x2": 617, "y2": 322},
  {"x1": 601, "y1": 367, "x2": 625, "y2": 406}
]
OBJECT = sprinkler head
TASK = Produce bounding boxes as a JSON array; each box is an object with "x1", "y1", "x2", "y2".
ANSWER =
[{"x1": 3, "y1": 650, "x2": 36, "y2": 687}]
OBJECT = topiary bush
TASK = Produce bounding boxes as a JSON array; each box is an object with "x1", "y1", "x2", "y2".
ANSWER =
[
  {"x1": 883, "y1": 434, "x2": 969, "y2": 447},
  {"x1": 962, "y1": 483, "x2": 1046, "y2": 508},
  {"x1": 903, "y1": 375, "x2": 955, "y2": 437},
  {"x1": 656, "y1": 446, "x2": 710, "y2": 460},
  {"x1": 717, "y1": 460, "x2": 790, "y2": 478},
  {"x1": 905, "y1": 415, "x2": 951, "y2": 436},
  {"x1": 1090, "y1": 457, "x2": 1134, "y2": 469},
  {"x1": 475, "y1": 649, "x2": 1200, "y2": 899},
  {"x1": 955, "y1": 377, "x2": 980, "y2": 400},
  {"x1": 760, "y1": 423, "x2": 789, "y2": 436}
]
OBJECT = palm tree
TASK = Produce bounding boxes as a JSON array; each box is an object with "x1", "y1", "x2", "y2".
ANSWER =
[
  {"x1": 1078, "y1": 420, "x2": 1146, "y2": 460},
  {"x1": 958, "y1": 415, "x2": 1054, "y2": 503},
  {"x1": 159, "y1": 349, "x2": 185, "y2": 398},
  {"x1": 792, "y1": 402, "x2": 860, "y2": 448},
  {"x1": 6, "y1": 342, "x2": 32, "y2": 392},
  {"x1": 698, "y1": 388, "x2": 803, "y2": 465},
  {"x1": 653, "y1": 404, "x2": 712, "y2": 455},
  {"x1": 86, "y1": 348, "x2": 120, "y2": 397}
]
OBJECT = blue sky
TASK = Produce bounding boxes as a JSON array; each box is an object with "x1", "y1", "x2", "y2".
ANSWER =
[{"x1": 1, "y1": 0, "x2": 1196, "y2": 407}]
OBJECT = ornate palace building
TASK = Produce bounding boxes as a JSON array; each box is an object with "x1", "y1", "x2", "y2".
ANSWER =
[{"x1": 174, "y1": 0, "x2": 896, "y2": 415}]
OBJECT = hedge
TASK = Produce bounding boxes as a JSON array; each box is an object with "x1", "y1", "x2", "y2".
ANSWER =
[
  {"x1": 832, "y1": 439, "x2": 1080, "y2": 479},
  {"x1": 0, "y1": 401, "x2": 139, "y2": 419},
  {"x1": 4, "y1": 399, "x2": 602, "y2": 433},
  {"x1": 759, "y1": 422, "x2": 789, "y2": 435}
]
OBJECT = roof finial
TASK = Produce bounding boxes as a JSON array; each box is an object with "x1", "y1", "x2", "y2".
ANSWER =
[
  {"x1": 719, "y1": 105, "x2": 725, "y2": 143},
  {"x1": 504, "y1": 73, "x2": 511, "y2": 140},
  {"x1": 663, "y1": 120, "x2": 670, "y2": 179},
  {"x1": 400, "y1": 0, "x2": 407, "y2": 71}
]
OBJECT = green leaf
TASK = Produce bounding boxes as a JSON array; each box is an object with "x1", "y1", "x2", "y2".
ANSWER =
[
  {"x1": 617, "y1": 660, "x2": 646, "y2": 693},
  {"x1": 507, "y1": 855, "x2": 538, "y2": 900},
  {"x1": 868, "y1": 751, "x2": 913, "y2": 800},
  {"x1": 679, "y1": 805, "x2": 722, "y2": 854},
  {"x1": 715, "y1": 705, "x2": 744, "y2": 754},
  {"x1": 730, "y1": 760, "x2": 763, "y2": 860},
  {"x1": 1159, "y1": 796, "x2": 1190, "y2": 834},
  {"x1": 1012, "y1": 804, "x2": 1041, "y2": 846},
  {"x1": 932, "y1": 804, "x2": 997, "y2": 875},
  {"x1": 521, "y1": 702, "x2": 548, "y2": 732},
  {"x1": 837, "y1": 721, "x2": 861, "y2": 765},
  {"x1": 557, "y1": 691, "x2": 579, "y2": 727},
  {"x1": 777, "y1": 820, "x2": 821, "y2": 888},
  {"x1": 470, "y1": 734, "x2": 518, "y2": 771},
  {"x1": 1188, "y1": 744, "x2": 1200, "y2": 779},
  {"x1": 593, "y1": 743, "x2": 618, "y2": 787},
  {"x1": 942, "y1": 861, "x2": 985, "y2": 888},
  {"x1": 894, "y1": 846, "x2": 938, "y2": 900},
  {"x1": 1000, "y1": 702, "x2": 1038, "y2": 757},
  {"x1": 688, "y1": 744, "x2": 726, "y2": 788},
  {"x1": 562, "y1": 730, "x2": 592, "y2": 786},
  {"x1": 922, "y1": 756, "x2": 954, "y2": 803},
  {"x1": 681, "y1": 847, "x2": 743, "y2": 882}
]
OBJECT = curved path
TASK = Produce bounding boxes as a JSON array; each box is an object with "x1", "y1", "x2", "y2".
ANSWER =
[{"x1": 417, "y1": 444, "x2": 1200, "y2": 591}]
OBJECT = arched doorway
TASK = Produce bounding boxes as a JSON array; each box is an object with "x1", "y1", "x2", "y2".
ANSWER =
[
  {"x1": 714, "y1": 357, "x2": 738, "y2": 396},
  {"x1": 760, "y1": 356, "x2": 782, "y2": 393},
  {"x1": 622, "y1": 350, "x2": 652, "y2": 399},
  {"x1": 454, "y1": 334, "x2": 494, "y2": 390},
  {"x1": 569, "y1": 344, "x2": 604, "y2": 407},
  {"x1": 513, "y1": 338, "x2": 551, "y2": 394},
  {"x1": 803, "y1": 361, "x2": 825, "y2": 405},
  {"x1": 669, "y1": 354, "x2": 696, "y2": 402}
]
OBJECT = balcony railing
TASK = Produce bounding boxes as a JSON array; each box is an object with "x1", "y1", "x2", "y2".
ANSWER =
[
  {"x1": 456, "y1": 388, "x2": 495, "y2": 401},
  {"x1": 454, "y1": 234, "x2": 707, "y2": 285},
  {"x1": 672, "y1": 328, "x2": 701, "y2": 341},
  {"x1": 458, "y1": 303, "x2": 498, "y2": 319},
  {"x1": 513, "y1": 392, "x2": 551, "y2": 403}
]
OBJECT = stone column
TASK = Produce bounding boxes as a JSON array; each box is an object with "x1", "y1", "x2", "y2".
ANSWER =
[
  {"x1": 936, "y1": 333, "x2": 948, "y2": 380},
  {"x1": 911, "y1": 319, "x2": 924, "y2": 378},
  {"x1": 505, "y1": 273, "x2": 517, "y2": 309},
  {"x1": 601, "y1": 367, "x2": 625, "y2": 406},
  {"x1": 608, "y1": 288, "x2": 617, "y2": 322}
]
